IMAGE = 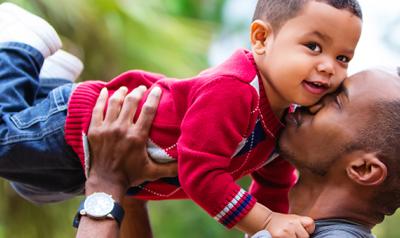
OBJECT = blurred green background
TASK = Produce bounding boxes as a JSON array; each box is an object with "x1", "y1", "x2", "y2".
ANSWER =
[{"x1": 0, "y1": 0, "x2": 398, "y2": 237}]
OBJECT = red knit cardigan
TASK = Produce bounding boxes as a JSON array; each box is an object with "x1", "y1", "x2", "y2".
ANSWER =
[{"x1": 65, "y1": 49, "x2": 296, "y2": 228}]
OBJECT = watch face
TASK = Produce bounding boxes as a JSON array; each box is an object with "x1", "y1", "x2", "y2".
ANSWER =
[{"x1": 84, "y1": 192, "x2": 114, "y2": 218}]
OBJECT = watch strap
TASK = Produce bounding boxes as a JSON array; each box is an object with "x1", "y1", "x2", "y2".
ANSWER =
[
  {"x1": 72, "y1": 196, "x2": 125, "y2": 228},
  {"x1": 72, "y1": 200, "x2": 85, "y2": 228},
  {"x1": 111, "y1": 200, "x2": 125, "y2": 225}
]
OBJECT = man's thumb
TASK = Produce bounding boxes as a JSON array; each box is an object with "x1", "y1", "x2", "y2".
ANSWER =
[
  {"x1": 148, "y1": 161, "x2": 178, "y2": 180},
  {"x1": 300, "y1": 216, "x2": 315, "y2": 234}
]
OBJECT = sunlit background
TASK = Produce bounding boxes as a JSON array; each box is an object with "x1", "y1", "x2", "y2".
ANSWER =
[
  {"x1": 0, "y1": 0, "x2": 398, "y2": 237},
  {"x1": 210, "y1": 0, "x2": 400, "y2": 74}
]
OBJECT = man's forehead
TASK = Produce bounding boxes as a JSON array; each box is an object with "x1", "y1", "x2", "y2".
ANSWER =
[{"x1": 345, "y1": 70, "x2": 400, "y2": 101}]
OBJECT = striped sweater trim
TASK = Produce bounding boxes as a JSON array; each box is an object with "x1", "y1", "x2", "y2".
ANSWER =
[
  {"x1": 214, "y1": 189, "x2": 256, "y2": 228},
  {"x1": 65, "y1": 81, "x2": 106, "y2": 173}
]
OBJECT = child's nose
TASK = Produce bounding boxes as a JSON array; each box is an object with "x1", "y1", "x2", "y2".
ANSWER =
[{"x1": 316, "y1": 58, "x2": 335, "y2": 76}]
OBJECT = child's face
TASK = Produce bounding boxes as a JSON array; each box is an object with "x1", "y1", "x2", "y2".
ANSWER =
[{"x1": 251, "y1": 1, "x2": 362, "y2": 107}]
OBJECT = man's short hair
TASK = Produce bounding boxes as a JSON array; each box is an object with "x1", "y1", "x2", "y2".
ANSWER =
[
  {"x1": 348, "y1": 98, "x2": 400, "y2": 216},
  {"x1": 253, "y1": 0, "x2": 363, "y2": 31}
]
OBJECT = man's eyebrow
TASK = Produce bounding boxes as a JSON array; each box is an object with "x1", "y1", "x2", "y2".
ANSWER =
[{"x1": 341, "y1": 83, "x2": 349, "y2": 100}]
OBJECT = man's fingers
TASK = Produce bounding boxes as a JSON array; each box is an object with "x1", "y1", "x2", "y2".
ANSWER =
[
  {"x1": 104, "y1": 86, "x2": 128, "y2": 123},
  {"x1": 90, "y1": 87, "x2": 108, "y2": 127},
  {"x1": 301, "y1": 217, "x2": 315, "y2": 234},
  {"x1": 118, "y1": 85, "x2": 147, "y2": 123},
  {"x1": 135, "y1": 87, "x2": 161, "y2": 135}
]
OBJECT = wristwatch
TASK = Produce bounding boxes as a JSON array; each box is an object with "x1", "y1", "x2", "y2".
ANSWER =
[{"x1": 72, "y1": 192, "x2": 125, "y2": 228}]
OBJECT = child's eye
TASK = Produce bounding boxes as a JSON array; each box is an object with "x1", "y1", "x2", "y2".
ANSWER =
[
  {"x1": 337, "y1": 55, "x2": 350, "y2": 63},
  {"x1": 305, "y1": 42, "x2": 321, "y2": 53}
]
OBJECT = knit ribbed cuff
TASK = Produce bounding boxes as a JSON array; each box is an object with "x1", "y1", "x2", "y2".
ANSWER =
[
  {"x1": 213, "y1": 188, "x2": 257, "y2": 228},
  {"x1": 64, "y1": 81, "x2": 105, "y2": 175}
]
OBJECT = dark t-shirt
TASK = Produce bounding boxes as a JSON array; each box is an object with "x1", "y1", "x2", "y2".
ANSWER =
[
  {"x1": 312, "y1": 219, "x2": 375, "y2": 238},
  {"x1": 250, "y1": 219, "x2": 375, "y2": 238}
]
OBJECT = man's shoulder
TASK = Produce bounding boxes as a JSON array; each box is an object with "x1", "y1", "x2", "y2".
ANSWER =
[
  {"x1": 312, "y1": 219, "x2": 375, "y2": 238},
  {"x1": 313, "y1": 229, "x2": 373, "y2": 238}
]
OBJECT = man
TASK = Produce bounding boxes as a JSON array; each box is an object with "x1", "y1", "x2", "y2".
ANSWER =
[
  {"x1": 279, "y1": 69, "x2": 400, "y2": 237},
  {"x1": 78, "y1": 69, "x2": 400, "y2": 237}
]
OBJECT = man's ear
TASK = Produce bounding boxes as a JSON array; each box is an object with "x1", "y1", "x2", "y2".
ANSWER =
[
  {"x1": 346, "y1": 152, "x2": 387, "y2": 186},
  {"x1": 250, "y1": 20, "x2": 273, "y2": 55}
]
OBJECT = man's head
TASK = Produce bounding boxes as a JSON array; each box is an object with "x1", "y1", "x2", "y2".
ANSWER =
[
  {"x1": 250, "y1": 0, "x2": 362, "y2": 108},
  {"x1": 280, "y1": 69, "x2": 400, "y2": 218}
]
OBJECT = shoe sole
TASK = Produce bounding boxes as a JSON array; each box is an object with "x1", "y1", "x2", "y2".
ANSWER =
[
  {"x1": 0, "y1": 3, "x2": 62, "y2": 54},
  {"x1": 50, "y1": 50, "x2": 84, "y2": 77}
]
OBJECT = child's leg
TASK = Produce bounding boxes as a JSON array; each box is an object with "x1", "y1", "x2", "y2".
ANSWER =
[
  {"x1": 0, "y1": 43, "x2": 47, "y2": 113},
  {"x1": 0, "y1": 83, "x2": 85, "y2": 203},
  {"x1": 0, "y1": 2, "x2": 61, "y2": 114},
  {"x1": 0, "y1": 4, "x2": 85, "y2": 203},
  {"x1": 11, "y1": 179, "x2": 84, "y2": 204}
]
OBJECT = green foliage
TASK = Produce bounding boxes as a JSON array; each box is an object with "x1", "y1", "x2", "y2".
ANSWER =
[
  {"x1": 0, "y1": 183, "x2": 80, "y2": 238},
  {"x1": 4, "y1": 0, "x2": 220, "y2": 81},
  {"x1": 149, "y1": 200, "x2": 242, "y2": 238}
]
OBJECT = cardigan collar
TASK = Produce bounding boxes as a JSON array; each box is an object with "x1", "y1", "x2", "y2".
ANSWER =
[{"x1": 213, "y1": 48, "x2": 286, "y2": 138}]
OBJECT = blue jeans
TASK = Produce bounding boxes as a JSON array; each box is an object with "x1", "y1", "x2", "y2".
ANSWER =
[{"x1": 0, "y1": 42, "x2": 85, "y2": 203}]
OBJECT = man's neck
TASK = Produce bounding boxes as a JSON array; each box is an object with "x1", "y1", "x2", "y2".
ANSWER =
[{"x1": 288, "y1": 171, "x2": 384, "y2": 228}]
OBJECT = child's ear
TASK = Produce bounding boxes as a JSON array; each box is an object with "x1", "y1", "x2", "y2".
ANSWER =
[
  {"x1": 346, "y1": 152, "x2": 387, "y2": 186},
  {"x1": 250, "y1": 20, "x2": 273, "y2": 55}
]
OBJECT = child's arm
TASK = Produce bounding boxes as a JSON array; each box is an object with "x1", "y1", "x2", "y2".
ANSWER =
[
  {"x1": 177, "y1": 78, "x2": 260, "y2": 228},
  {"x1": 250, "y1": 157, "x2": 297, "y2": 213},
  {"x1": 235, "y1": 202, "x2": 315, "y2": 237}
]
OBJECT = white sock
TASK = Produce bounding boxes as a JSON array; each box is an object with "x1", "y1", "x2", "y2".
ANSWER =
[
  {"x1": 0, "y1": 2, "x2": 62, "y2": 58},
  {"x1": 40, "y1": 50, "x2": 84, "y2": 82}
]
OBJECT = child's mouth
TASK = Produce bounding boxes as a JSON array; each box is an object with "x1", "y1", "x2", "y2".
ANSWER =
[{"x1": 302, "y1": 80, "x2": 329, "y2": 95}]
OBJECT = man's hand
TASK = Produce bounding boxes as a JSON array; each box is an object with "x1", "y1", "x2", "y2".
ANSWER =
[
  {"x1": 76, "y1": 86, "x2": 177, "y2": 238},
  {"x1": 85, "y1": 86, "x2": 177, "y2": 198}
]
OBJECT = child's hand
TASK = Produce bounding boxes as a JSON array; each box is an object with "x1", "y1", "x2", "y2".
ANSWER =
[{"x1": 265, "y1": 212, "x2": 315, "y2": 238}]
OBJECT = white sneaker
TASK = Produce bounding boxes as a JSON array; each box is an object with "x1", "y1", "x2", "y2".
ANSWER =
[
  {"x1": 0, "y1": 2, "x2": 62, "y2": 58},
  {"x1": 40, "y1": 50, "x2": 84, "y2": 82}
]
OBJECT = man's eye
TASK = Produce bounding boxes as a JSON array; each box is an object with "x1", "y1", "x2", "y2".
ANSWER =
[
  {"x1": 305, "y1": 42, "x2": 321, "y2": 53},
  {"x1": 337, "y1": 55, "x2": 350, "y2": 63},
  {"x1": 334, "y1": 95, "x2": 342, "y2": 108}
]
